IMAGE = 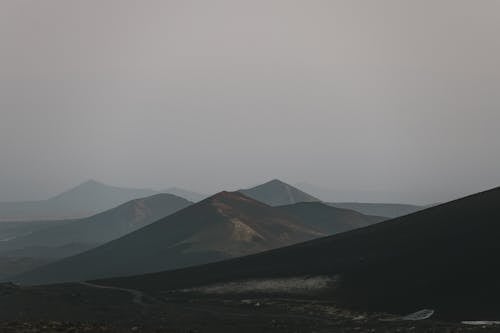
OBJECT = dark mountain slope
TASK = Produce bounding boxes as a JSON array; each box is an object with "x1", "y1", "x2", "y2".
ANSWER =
[
  {"x1": 0, "y1": 180, "x2": 160, "y2": 221},
  {"x1": 14, "y1": 192, "x2": 326, "y2": 285},
  {"x1": 98, "y1": 186, "x2": 500, "y2": 320},
  {"x1": 277, "y1": 202, "x2": 385, "y2": 234},
  {"x1": 240, "y1": 179, "x2": 320, "y2": 206}
]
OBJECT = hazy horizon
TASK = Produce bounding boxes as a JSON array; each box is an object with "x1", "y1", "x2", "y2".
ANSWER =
[{"x1": 2, "y1": 0, "x2": 500, "y2": 204}]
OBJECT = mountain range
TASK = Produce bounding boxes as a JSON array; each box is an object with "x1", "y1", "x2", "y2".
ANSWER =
[
  {"x1": 14, "y1": 191, "x2": 383, "y2": 284},
  {"x1": 0, "y1": 180, "x2": 207, "y2": 221}
]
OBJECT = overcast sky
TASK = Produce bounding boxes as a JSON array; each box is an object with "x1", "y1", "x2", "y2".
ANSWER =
[{"x1": 1, "y1": 0, "x2": 499, "y2": 204}]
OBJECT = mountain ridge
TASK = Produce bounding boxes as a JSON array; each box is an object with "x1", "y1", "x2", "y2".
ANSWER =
[
  {"x1": 239, "y1": 179, "x2": 320, "y2": 206},
  {"x1": 0, "y1": 180, "x2": 161, "y2": 221},
  {"x1": 13, "y1": 190, "x2": 382, "y2": 285},
  {"x1": 13, "y1": 191, "x2": 325, "y2": 284},
  {"x1": 0, "y1": 193, "x2": 192, "y2": 279}
]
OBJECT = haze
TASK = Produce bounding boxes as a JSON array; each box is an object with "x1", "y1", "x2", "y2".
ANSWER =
[{"x1": 1, "y1": 0, "x2": 499, "y2": 204}]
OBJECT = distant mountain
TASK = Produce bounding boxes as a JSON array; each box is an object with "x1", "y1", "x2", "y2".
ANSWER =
[
  {"x1": 327, "y1": 202, "x2": 428, "y2": 218},
  {"x1": 0, "y1": 180, "x2": 161, "y2": 221},
  {"x1": 162, "y1": 187, "x2": 206, "y2": 202},
  {"x1": 17, "y1": 191, "x2": 376, "y2": 284},
  {"x1": 239, "y1": 179, "x2": 320, "y2": 206},
  {"x1": 0, "y1": 193, "x2": 192, "y2": 279},
  {"x1": 98, "y1": 186, "x2": 500, "y2": 320}
]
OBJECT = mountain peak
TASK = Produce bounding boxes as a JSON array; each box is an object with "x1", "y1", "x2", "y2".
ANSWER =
[
  {"x1": 240, "y1": 180, "x2": 320, "y2": 206},
  {"x1": 264, "y1": 179, "x2": 288, "y2": 186},
  {"x1": 78, "y1": 179, "x2": 107, "y2": 188}
]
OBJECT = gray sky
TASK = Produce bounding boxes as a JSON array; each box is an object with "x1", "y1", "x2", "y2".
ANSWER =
[{"x1": 1, "y1": 0, "x2": 499, "y2": 204}]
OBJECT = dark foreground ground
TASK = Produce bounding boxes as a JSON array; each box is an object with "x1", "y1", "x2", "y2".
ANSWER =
[{"x1": 1, "y1": 282, "x2": 499, "y2": 333}]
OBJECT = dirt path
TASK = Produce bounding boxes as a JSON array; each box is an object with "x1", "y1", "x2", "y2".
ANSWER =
[{"x1": 79, "y1": 281, "x2": 146, "y2": 307}]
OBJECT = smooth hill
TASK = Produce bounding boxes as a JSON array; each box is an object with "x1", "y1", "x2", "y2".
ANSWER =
[
  {"x1": 239, "y1": 179, "x2": 320, "y2": 206},
  {"x1": 98, "y1": 186, "x2": 500, "y2": 320},
  {"x1": 0, "y1": 180, "x2": 160, "y2": 221}
]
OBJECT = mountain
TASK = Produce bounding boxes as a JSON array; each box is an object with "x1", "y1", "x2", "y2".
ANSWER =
[
  {"x1": 0, "y1": 180, "x2": 161, "y2": 221},
  {"x1": 0, "y1": 193, "x2": 192, "y2": 278},
  {"x1": 14, "y1": 191, "x2": 339, "y2": 284},
  {"x1": 277, "y1": 202, "x2": 385, "y2": 234},
  {"x1": 327, "y1": 202, "x2": 429, "y2": 218},
  {"x1": 96, "y1": 186, "x2": 500, "y2": 320},
  {"x1": 239, "y1": 179, "x2": 320, "y2": 206},
  {"x1": 13, "y1": 193, "x2": 382, "y2": 285},
  {"x1": 162, "y1": 187, "x2": 206, "y2": 202}
]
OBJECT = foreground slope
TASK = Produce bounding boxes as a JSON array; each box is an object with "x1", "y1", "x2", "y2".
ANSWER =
[
  {"x1": 100, "y1": 186, "x2": 500, "y2": 320},
  {"x1": 0, "y1": 180, "x2": 160, "y2": 221},
  {"x1": 14, "y1": 192, "x2": 327, "y2": 284},
  {"x1": 240, "y1": 179, "x2": 320, "y2": 206}
]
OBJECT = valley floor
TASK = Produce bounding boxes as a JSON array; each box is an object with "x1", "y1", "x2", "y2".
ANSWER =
[{"x1": 0, "y1": 282, "x2": 498, "y2": 333}]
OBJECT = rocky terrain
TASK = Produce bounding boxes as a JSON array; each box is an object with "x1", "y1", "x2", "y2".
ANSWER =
[{"x1": 0, "y1": 280, "x2": 498, "y2": 333}]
